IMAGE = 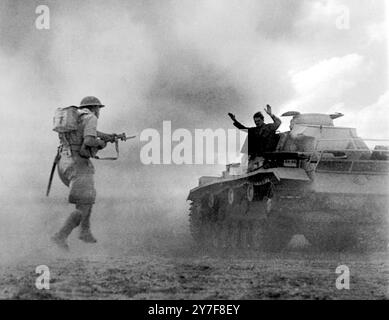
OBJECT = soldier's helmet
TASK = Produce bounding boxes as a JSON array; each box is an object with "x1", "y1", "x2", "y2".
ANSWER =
[{"x1": 79, "y1": 96, "x2": 105, "y2": 108}]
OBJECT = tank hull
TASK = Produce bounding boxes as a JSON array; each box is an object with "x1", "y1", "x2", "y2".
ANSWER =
[{"x1": 188, "y1": 164, "x2": 389, "y2": 252}]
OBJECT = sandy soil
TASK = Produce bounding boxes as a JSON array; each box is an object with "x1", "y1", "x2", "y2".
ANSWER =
[
  {"x1": 0, "y1": 199, "x2": 387, "y2": 300},
  {"x1": 1, "y1": 245, "x2": 388, "y2": 300}
]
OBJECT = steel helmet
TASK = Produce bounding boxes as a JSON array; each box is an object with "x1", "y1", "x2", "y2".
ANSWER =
[{"x1": 79, "y1": 96, "x2": 105, "y2": 108}]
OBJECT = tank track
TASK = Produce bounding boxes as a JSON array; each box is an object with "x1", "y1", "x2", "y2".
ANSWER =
[
  {"x1": 189, "y1": 186, "x2": 389, "y2": 252},
  {"x1": 188, "y1": 182, "x2": 296, "y2": 252}
]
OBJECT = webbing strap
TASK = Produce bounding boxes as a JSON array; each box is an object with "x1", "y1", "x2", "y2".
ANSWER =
[{"x1": 94, "y1": 140, "x2": 119, "y2": 161}]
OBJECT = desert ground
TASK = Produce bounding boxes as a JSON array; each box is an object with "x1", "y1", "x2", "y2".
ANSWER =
[
  {"x1": 0, "y1": 199, "x2": 388, "y2": 300},
  {"x1": 1, "y1": 250, "x2": 388, "y2": 300}
]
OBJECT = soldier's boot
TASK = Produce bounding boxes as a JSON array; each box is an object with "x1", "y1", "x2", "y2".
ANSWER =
[
  {"x1": 52, "y1": 210, "x2": 82, "y2": 250},
  {"x1": 78, "y1": 204, "x2": 97, "y2": 243}
]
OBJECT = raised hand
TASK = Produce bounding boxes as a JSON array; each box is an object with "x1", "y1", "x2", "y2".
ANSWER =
[
  {"x1": 264, "y1": 104, "x2": 272, "y2": 116},
  {"x1": 228, "y1": 113, "x2": 236, "y2": 121}
]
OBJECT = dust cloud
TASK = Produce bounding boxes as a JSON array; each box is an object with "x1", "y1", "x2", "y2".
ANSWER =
[
  {"x1": 0, "y1": 0, "x2": 291, "y2": 262},
  {"x1": 0, "y1": 0, "x2": 387, "y2": 264}
]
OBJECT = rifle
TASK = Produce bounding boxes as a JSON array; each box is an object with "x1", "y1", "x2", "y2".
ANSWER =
[
  {"x1": 93, "y1": 132, "x2": 136, "y2": 160},
  {"x1": 97, "y1": 132, "x2": 135, "y2": 143}
]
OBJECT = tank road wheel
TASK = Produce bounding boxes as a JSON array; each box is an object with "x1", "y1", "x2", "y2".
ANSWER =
[
  {"x1": 247, "y1": 184, "x2": 254, "y2": 202},
  {"x1": 264, "y1": 196, "x2": 272, "y2": 215},
  {"x1": 208, "y1": 193, "x2": 215, "y2": 209},
  {"x1": 228, "y1": 188, "x2": 234, "y2": 205},
  {"x1": 246, "y1": 182, "x2": 274, "y2": 204}
]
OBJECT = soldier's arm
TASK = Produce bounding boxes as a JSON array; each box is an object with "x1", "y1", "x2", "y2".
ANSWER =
[
  {"x1": 269, "y1": 114, "x2": 281, "y2": 130},
  {"x1": 84, "y1": 136, "x2": 106, "y2": 149},
  {"x1": 264, "y1": 105, "x2": 281, "y2": 130},
  {"x1": 83, "y1": 115, "x2": 106, "y2": 149},
  {"x1": 228, "y1": 113, "x2": 249, "y2": 130},
  {"x1": 233, "y1": 120, "x2": 249, "y2": 130},
  {"x1": 97, "y1": 131, "x2": 116, "y2": 143}
]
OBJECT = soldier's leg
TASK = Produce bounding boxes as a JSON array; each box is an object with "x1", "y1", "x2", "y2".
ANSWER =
[
  {"x1": 52, "y1": 209, "x2": 82, "y2": 250},
  {"x1": 78, "y1": 204, "x2": 97, "y2": 243},
  {"x1": 53, "y1": 155, "x2": 97, "y2": 249}
]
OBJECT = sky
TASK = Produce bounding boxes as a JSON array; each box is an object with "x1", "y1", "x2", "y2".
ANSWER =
[{"x1": 0, "y1": 0, "x2": 388, "y2": 248}]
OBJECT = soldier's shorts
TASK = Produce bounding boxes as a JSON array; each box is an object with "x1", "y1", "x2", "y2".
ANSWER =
[{"x1": 57, "y1": 151, "x2": 96, "y2": 204}]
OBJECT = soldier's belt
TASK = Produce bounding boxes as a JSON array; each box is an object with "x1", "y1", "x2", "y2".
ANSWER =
[{"x1": 60, "y1": 144, "x2": 82, "y2": 152}]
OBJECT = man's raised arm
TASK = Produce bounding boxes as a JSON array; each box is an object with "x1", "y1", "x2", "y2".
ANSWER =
[
  {"x1": 228, "y1": 113, "x2": 249, "y2": 130},
  {"x1": 264, "y1": 105, "x2": 281, "y2": 130}
]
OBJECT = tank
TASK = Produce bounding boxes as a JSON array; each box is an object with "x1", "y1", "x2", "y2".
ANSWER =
[{"x1": 187, "y1": 112, "x2": 389, "y2": 251}]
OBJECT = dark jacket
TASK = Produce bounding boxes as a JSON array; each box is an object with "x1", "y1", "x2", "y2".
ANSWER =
[{"x1": 233, "y1": 115, "x2": 281, "y2": 157}]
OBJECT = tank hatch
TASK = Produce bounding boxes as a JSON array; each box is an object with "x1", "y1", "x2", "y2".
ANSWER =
[{"x1": 281, "y1": 112, "x2": 344, "y2": 128}]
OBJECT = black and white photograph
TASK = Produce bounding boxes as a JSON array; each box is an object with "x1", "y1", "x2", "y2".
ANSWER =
[{"x1": 0, "y1": 0, "x2": 388, "y2": 306}]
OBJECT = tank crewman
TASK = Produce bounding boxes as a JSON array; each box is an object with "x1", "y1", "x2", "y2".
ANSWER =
[
  {"x1": 51, "y1": 96, "x2": 107, "y2": 250},
  {"x1": 228, "y1": 105, "x2": 281, "y2": 170}
]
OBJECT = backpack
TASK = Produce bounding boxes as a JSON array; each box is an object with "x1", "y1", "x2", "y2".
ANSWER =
[{"x1": 52, "y1": 106, "x2": 80, "y2": 133}]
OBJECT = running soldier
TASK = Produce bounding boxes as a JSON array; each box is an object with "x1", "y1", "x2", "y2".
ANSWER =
[{"x1": 52, "y1": 96, "x2": 107, "y2": 250}]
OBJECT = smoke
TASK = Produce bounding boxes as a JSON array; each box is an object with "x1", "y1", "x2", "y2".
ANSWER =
[{"x1": 0, "y1": 0, "x2": 387, "y2": 262}]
